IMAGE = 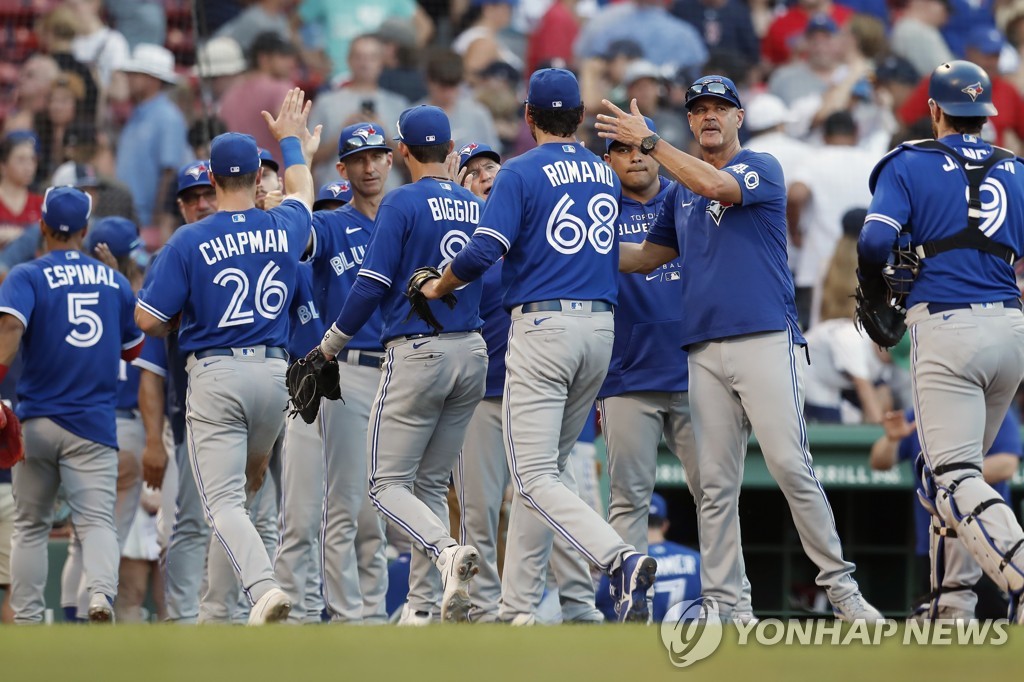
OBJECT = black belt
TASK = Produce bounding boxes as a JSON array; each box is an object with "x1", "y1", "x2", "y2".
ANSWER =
[
  {"x1": 115, "y1": 409, "x2": 136, "y2": 420},
  {"x1": 194, "y1": 347, "x2": 288, "y2": 360},
  {"x1": 521, "y1": 300, "x2": 613, "y2": 313},
  {"x1": 390, "y1": 328, "x2": 482, "y2": 344},
  {"x1": 337, "y1": 348, "x2": 384, "y2": 368},
  {"x1": 927, "y1": 298, "x2": 1022, "y2": 315}
]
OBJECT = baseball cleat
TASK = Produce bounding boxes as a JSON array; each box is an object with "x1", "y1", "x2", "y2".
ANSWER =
[
  {"x1": 87, "y1": 593, "x2": 114, "y2": 624},
  {"x1": 509, "y1": 613, "x2": 537, "y2": 626},
  {"x1": 731, "y1": 610, "x2": 759, "y2": 625},
  {"x1": 909, "y1": 604, "x2": 974, "y2": 622},
  {"x1": 831, "y1": 591, "x2": 885, "y2": 622},
  {"x1": 397, "y1": 603, "x2": 433, "y2": 627},
  {"x1": 612, "y1": 553, "x2": 658, "y2": 623},
  {"x1": 437, "y1": 544, "x2": 480, "y2": 623},
  {"x1": 248, "y1": 587, "x2": 292, "y2": 625}
]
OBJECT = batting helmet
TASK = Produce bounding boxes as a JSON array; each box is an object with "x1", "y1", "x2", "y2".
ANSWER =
[{"x1": 928, "y1": 60, "x2": 998, "y2": 117}]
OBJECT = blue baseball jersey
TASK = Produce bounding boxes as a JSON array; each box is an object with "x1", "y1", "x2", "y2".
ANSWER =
[
  {"x1": 117, "y1": 360, "x2": 141, "y2": 411},
  {"x1": 866, "y1": 135, "x2": 1024, "y2": 307},
  {"x1": 357, "y1": 178, "x2": 483, "y2": 342},
  {"x1": 596, "y1": 540, "x2": 701, "y2": 622},
  {"x1": 454, "y1": 142, "x2": 621, "y2": 309},
  {"x1": 899, "y1": 408, "x2": 1021, "y2": 555},
  {"x1": 0, "y1": 250, "x2": 143, "y2": 449},
  {"x1": 480, "y1": 260, "x2": 509, "y2": 398},
  {"x1": 307, "y1": 205, "x2": 384, "y2": 350},
  {"x1": 646, "y1": 149, "x2": 804, "y2": 348},
  {"x1": 600, "y1": 177, "x2": 687, "y2": 398},
  {"x1": 287, "y1": 262, "x2": 325, "y2": 359},
  {"x1": 137, "y1": 198, "x2": 312, "y2": 353}
]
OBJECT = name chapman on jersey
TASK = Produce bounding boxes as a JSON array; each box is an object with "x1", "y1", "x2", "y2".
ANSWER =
[{"x1": 199, "y1": 228, "x2": 289, "y2": 266}]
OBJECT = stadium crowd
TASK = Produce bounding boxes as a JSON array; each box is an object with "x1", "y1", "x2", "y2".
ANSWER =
[{"x1": 0, "y1": 0, "x2": 1023, "y2": 623}]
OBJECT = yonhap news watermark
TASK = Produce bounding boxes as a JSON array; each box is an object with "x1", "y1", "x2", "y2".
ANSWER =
[{"x1": 659, "y1": 597, "x2": 1011, "y2": 668}]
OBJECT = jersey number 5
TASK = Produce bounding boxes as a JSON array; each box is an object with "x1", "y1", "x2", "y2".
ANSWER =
[
  {"x1": 546, "y1": 193, "x2": 617, "y2": 255},
  {"x1": 66, "y1": 292, "x2": 103, "y2": 348},
  {"x1": 214, "y1": 261, "x2": 289, "y2": 328}
]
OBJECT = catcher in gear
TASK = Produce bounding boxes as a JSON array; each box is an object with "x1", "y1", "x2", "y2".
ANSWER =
[
  {"x1": 286, "y1": 349, "x2": 342, "y2": 424},
  {"x1": 405, "y1": 266, "x2": 457, "y2": 332}
]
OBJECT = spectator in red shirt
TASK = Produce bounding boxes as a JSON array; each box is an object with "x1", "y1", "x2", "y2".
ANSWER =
[
  {"x1": 526, "y1": 0, "x2": 580, "y2": 77},
  {"x1": 0, "y1": 133, "x2": 43, "y2": 250},
  {"x1": 897, "y1": 27, "x2": 1024, "y2": 152},
  {"x1": 762, "y1": 0, "x2": 854, "y2": 66}
]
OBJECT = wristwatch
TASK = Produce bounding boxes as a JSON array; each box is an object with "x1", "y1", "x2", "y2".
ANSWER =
[{"x1": 639, "y1": 133, "x2": 661, "y2": 155}]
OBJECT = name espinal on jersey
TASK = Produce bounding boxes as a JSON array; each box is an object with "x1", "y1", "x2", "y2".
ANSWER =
[{"x1": 43, "y1": 252, "x2": 121, "y2": 289}]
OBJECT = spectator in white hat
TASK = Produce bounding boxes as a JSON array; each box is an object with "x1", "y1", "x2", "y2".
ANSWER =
[{"x1": 194, "y1": 36, "x2": 248, "y2": 102}]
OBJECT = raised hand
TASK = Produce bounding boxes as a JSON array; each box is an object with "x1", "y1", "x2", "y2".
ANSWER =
[
  {"x1": 262, "y1": 87, "x2": 323, "y2": 164},
  {"x1": 595, "y1": 98, "x2": 654, "y2": 148}
]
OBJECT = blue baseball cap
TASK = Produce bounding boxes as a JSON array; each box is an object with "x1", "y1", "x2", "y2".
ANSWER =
[
  {"x1": 42, "y1": 186, "x2": 92, "y2": 234},
  {"x1": 313, "y1": 180, "x2": 353, "y2": 210},
  {"x1": 606, "y1": 116, "x2": 657, "y2": 151},
  {"x1": 685, "y1": 74, "x2": 742, "y2": 110},
  {"x1": 257, "y1": 147, "x2": 279, "y2": 172},
  {"x1": 649, "y1": 493, "x2": 668, "y2": 521},
  {"x1": 527, "y1": 68, "x2": 581, "y2": 110},
  {"x1": 457, "y1": 142, "x2": 501, "y2": 171},
  {"x1": 84, "y1": 216, "x2": 141, "y2": 257},
  {"x1": 176, "y1": 159, "x2": 212, "y2": 195},
  {"x1": 967, "y1": 27, "x2": 1005, "y2": 56},
  {"x1": 805, "y1": 13, "x2": 838, "y2": 34},
  {"x1": 394, "y1": 105, "x2": 451, "y2": 146},
  {"x1": 337, "y1": 122, "x2": 391, "y2": 161},
  {"x1": 209, "y1": 132, "x2": 260, "y2": 177}
]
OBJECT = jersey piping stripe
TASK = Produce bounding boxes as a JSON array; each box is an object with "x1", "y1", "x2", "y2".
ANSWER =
[
  {"x1": 0, "y1": 306, "x2": 27, "y2": 328},
  {"x1": 473, "y1": 227, "x2": 510, "y2": 252},
  {"x1": 279, "y1": 195, "x2": 313, "y2": 218},
  {"x1": 865, "y1": 213, "x2": 902, "y2": 232},
  {"x1": 502, "y1": 317, "x2": 607, "y2": 571},
  {"x1": 367, "y1": 347, "x2": 443, "y2": 557},
  {"x1": 456, "y1": 450, "x2": 467, "y2": 545},
  {"x1": 317, "y1": 409, "x2": 333, "y2": 613},
  {"x1": 358, "y1": 269, "x2": 392, "y2": 287},
  {"x1": 131, "y1": 357, "x2": 167, "y2": 378},
  {"x1": 123, "y1": 333, "x2": 145, "y2": 350},
  {"x1": 302, "y1": 224, "x2": 318, "y2": 263},
  {"x1": 137, "y1": 299, "x2": 171, "y2": 322},
  {"x1": 909, "y1": 324, "x2": 934, "y2": 469},
  {"x1": 785, "y1": 327, "x2": 839, "y2": 535}
]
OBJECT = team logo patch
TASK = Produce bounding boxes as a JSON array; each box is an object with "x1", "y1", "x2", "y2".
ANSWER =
[
  {"x1": 241, "y1": 347, "x2": 256, "y2": 356},
  {"x1": 569, "y1": 301, "x2": 583, "y2": 310},
  {"x1": 354, "y1": 125, "x2": 378, "y2": 140},
  {"x1": 706, "y1": 200, "x2": 733, "y2": 226},
  {"x1": 426, "y1": 135, "x2": 436, "y2": 142},
  {"x1": 459, "y1": 142, "x2": 479, "y2": 160},
  {"x1": 562, "y1": 144, "x2": 576, "y2": 153},
  {"x1": 961, "y1": 82, "x2": 984, "y2": 102},
  {"x1": 328, "y1": 181, "x2": 350, "y2": 197},
  {"x1": 231, "y1": 213, "x2": 246, "y2": 223},
  {"x1": 186, "y1": 162, "x2": 207, "y2": 180},
  {"x1": 439, "y1": 182, "x2": 452, "y2": 191},
  {"x1": 744, "y1": 171, "x2": 759, "y2": 190},
  {"x1": 552, "y1": 100, "x2": 563, "y2": 108}
]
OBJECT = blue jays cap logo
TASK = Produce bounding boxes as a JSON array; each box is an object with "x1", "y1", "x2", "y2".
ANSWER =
[
  {"x1": 186, "y1": 162, "x2": 207, "y2": 180},
  {"x1": 355, "y1": 125, "x2": 379, "y2": 140},
  {"x1": 328, "y1": 181, "x2": 350, "y2": 197},
  {"x1": 459, "y1": 143, "x2": 479, "y2": 157},
  {"x1": 961, "y1": 82, "x2": 984, "y2": 101}
]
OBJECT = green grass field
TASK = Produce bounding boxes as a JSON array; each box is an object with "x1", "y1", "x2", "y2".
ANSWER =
[{"x1": 0, "y1": 624, "x2": 1020, "y2": 681}]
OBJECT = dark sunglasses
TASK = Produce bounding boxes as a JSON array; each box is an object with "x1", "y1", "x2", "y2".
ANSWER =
[
  {"x1": 686, "y1": 81, "x2": 738, "y2": 104},
  {"x1": 340, "y1": 134, "x2": 387, "y2": 155}
]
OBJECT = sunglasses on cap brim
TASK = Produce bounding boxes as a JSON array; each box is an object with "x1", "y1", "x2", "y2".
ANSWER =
[
  {"x1": 686, "y1": 81, "x2": 738, "y2": 104},
  {"x1": 340, "y1": 134, "x2": 388, "y2": 156}
]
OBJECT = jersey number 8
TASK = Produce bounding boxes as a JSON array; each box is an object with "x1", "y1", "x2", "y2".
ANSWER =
[
  {"x1": 546, "y1": 193, "x2": 617, "y2": 255},
  {"x1": 214, "y1": 260, "x2": 289, "y2": 328}
]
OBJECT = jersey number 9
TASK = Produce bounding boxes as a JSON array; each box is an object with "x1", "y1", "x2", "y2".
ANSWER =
[
  {"x1": 214, "y1": 260, "x2": 289, "y2": 328},
  {"x1": 546, "y1": 193, "x2": 617, "y2": 256}
]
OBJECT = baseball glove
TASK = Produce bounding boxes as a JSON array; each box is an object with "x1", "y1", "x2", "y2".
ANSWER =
[
  {"x1": 286, "y1": 348, "x2": 342, "y2": 424},
  {"x1": 854, "y1": 272, "x2": 907, "y2": 348},
  {"x1": 405, "y1": 266, "x2": 458, "y2": 333},
  {"x1": 0, "y1": 403, "x2": 24, "y2": 469}
]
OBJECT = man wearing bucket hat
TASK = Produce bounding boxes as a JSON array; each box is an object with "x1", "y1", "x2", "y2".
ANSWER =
[{"x1": 0, "y1": 186, "x2": 145, "y2": 623}]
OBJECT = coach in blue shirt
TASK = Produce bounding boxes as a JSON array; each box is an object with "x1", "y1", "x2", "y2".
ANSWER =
[{"x1": 596, "y1": 76, "x2": 882, "y2": 621}]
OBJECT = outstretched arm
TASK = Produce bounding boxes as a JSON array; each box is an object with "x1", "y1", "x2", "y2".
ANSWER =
[
  {"x1": 262, "y1": 87, "x2": 323, "y2": 209},
  {"x1": 619, "y1": 241, "x2": 678, "y2": 275}
]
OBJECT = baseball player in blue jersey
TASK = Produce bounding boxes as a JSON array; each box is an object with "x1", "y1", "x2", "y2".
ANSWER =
[
  {"x1": 419, "y1": 69, "x2": 658, "y2": 622},
  {"x1": 596, "y1": 493, "x2": 701, "y2": 622},
  {"x1": 858, "y1": 60, "x2": 1024, "y2": 623},
  {"x1": 598, "y1": 119, "x2": 756, "y2": 621},
  {"x1": 0, "y1": 186, "x2": 145, "y2": 623},
  {"x1": 446, "y1": 142, "x2": 601, "y2": 625},
  {"x1": 597, "y1": 76, "x2": 881, "y2": 621},
  {"x1": 299, "y1": 122, "x2": 392, "y2": 624},
  {"x1": 136, "y1": 88, "x2": 321, "y2": 624},
  {"x1": 315, "y1": 105, "x2": 487, "y2": 623}
]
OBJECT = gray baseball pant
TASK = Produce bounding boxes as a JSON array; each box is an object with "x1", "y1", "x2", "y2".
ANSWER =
[
  {"x1": 369, "y1": 332, "x2": 487, "y2": 614},
  {"x1": 11, "y1": 418, "x2": 119, "y2": 623},
  {"x1": 185, "y1": 347, "x2": 287, "y2": 608},
  {"x1": 600, "y1": 391, "x2": 755, "y2": 612},
  {"x1": 275, "y1": 411, "x2": 326, "y2": 623},
  {"x1": 688, "y1": 329, "x2": 857, "y2": 615},
  {"x1": 320, "y1": 355, "x2": 388, "y2": 623},
  {"x1": 503, "y1": 303, "x2": 632, "y2": 574},
  {"x1": 164, "y1": 439, "x2": 210, "y2": 622}
]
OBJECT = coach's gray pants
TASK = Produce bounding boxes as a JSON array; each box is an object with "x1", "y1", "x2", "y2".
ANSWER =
[
  {"x1": 454, "y1": 397, "x2": 601, "y2": 622},
  {"x1": 185, "y1": 347, "x2": 287, "y2": 608},
  {"x1": 320, "y1": 356, "x2": 389, "y2": 623},
  {"x1": 369, "y1": 332, "x2": 486, "y2": 614},
  {"x1": 12, "y1": 418, "x2": 119, "y2": 623},
  {"x1": 601, "y1": 391, "x2": 754, "y2": 612},
  {"x1": 504, "y1": 304, "x2": 632, "y2": 575},
  {"x1": 689, "y1": 329, "x2": 857, "y2": 615},
  {"x1": 275, "y1": 411, "x2": 326, "y2": 623}
]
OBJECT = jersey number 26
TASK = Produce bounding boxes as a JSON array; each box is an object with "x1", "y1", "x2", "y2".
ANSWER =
[{"x1": 214, "y1": 261, "x2": 289, "y2": 328}]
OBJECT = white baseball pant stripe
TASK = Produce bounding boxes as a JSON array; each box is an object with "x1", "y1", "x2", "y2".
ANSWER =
[
  {"x1": 11, "y1": 418, "x2": 119, "y2": 623},
  {"x1": 688, "y1": 329, "x2": 857, "y2": 615}
]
